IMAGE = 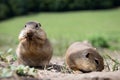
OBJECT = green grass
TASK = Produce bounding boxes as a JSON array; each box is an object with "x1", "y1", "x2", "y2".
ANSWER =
[
  {"x1": 0, "y1": 8, "x2": 120, "y2": 79},
  {"x1": 0, "y1": 8, "x2": 120, "y2": 55}
]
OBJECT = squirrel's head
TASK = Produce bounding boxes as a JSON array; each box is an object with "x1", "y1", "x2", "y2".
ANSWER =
[{"x1": 19, "y1": 21, "x2": 47, "y2": 43}]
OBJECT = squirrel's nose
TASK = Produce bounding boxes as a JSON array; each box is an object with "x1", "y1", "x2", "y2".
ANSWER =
[{"x1": 27, "y1": 30, "x2": 33, "y2": 37}]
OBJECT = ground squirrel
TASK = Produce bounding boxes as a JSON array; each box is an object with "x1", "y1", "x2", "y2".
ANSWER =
[
  {"x1": 65, "y1": 41, "x2": 104, "y2": 72},
  {"x1": 16, "y1": 21, "x2": 53, "y2": 67}
]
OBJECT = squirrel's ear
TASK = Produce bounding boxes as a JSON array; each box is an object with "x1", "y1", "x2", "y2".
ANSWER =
[
  {"x1": 85, "y1": 53, "x2": 90, "y2": 58},
  {"x1": 83, "y1": 51, "x2": 90, "y2": 58},
  {"x1": 24, "y1": 25, "x2": 27, "y2": 28},
  {"x1": 38, "y1": 23, "x2": 41, "y2": 27}
]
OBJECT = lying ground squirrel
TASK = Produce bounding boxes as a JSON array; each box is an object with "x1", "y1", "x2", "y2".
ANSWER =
[
  {"x1": 65, "y1": 41, "x2": 104, "y2": 73},
  {"x1": 16, "y1": 21, "x2": 53, "y2": 67}
]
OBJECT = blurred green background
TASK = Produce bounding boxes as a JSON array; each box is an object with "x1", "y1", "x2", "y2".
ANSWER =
[{"x1": 0, "y1": 0, "x2": 120, "y2": 56}]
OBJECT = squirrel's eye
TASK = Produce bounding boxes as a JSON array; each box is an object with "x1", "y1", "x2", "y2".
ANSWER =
[
  {"x1": 35, "y1": 24, "x2": 39, "y2": 29},
  {"x1": 95, "y1": 59, "x2": 99, "y2": 65}
]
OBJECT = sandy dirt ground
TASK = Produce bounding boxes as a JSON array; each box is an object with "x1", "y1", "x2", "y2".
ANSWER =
[{"x1": 0, "y1": 50, "x2": 120, "y2": 80}]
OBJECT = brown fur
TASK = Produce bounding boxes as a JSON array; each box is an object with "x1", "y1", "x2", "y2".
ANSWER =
[
  {"x1": 65, "y1": 41, "x2": 104, "y2": 72},
  {"x1": 16, "y1": 21, "x2": 53, "y2": 66}
]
